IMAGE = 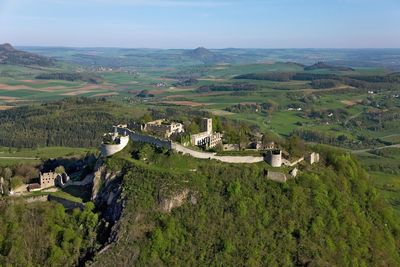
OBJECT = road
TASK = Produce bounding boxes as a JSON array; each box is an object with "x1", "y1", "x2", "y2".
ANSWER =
[
  {"x1": 351, "y1": 144, "x2": 400, "y2": 154},
  {"x1": 0, "y1": 156, "x2": 40, "y2": 160}
]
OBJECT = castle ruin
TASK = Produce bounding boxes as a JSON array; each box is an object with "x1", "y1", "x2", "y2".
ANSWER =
[
  {"x1": 305, "y1": 152, "x2": 320, "y2": 164},
  {"x1": 265, "y1": 149, "x2": 283, "y2": 167},
  {"x1": 190, "y1": 118, "x2": 222, "y2": 149},
  {"x1": 132, "y1": 119, "x2": 184, "y2": 138}
]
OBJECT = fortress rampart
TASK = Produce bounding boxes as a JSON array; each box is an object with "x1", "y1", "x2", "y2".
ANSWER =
[
  {"x1": 115, "y1": 126, "x2": 173, "y2": 150},
  {"x1": 101, "y1": 135, "x2": 130, "y2": 157},
  {"x1": 104, "y1": 126, "x2": 319, "y2": 176}
]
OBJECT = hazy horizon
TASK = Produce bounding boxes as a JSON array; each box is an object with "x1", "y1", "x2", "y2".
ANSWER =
[
  {"x1": 1, "y1": 0, "x2": 399, "y2": 49},
  {"x1": 9, "y1": 45, "x2": 400, "y2": 50}
]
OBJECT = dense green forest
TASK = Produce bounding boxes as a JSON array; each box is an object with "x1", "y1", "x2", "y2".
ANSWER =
[
  {"x1": 196, "y1": 83, "x2": 258, "y2": 92},
  {"x1": 0, "y1": 201, "x2": 98, "y2": 266},
  {"x1": 235, "y1": 71, "x2": 400, "y2": 92},
  {"x1": 91, "y1": 144, "x2": 400, "y2": 266},
  {"x1": 0, "y1": 98, "x2": 146, "y2": 148},
  {"x1": 36, "y1": 72, "x2": 103, "y2": 84}
]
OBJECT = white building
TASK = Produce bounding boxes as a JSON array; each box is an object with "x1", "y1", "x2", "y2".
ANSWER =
[{"x1": 190, "y1": 118, "x2": 222, "y2": 149}]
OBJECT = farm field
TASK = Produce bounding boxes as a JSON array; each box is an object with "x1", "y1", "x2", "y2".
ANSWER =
[
  {"x1": 356, "y1": 148, "x2": 400, "y2": 213},
  {"x1": 1, "y1": 58, "x2": 399, "y2": 149}
]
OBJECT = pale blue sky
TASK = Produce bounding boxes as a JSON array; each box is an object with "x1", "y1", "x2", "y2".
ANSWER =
[{"x1": 0, "y1": 0, "x2": 399, "y2": 48}]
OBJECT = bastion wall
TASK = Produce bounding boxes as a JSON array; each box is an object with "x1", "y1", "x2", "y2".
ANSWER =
[
  {"x1": 115, "y1": 126, "x2": 173, "y2": 150},
  {"x1": 101, "y1": 135, "x2": 130, "y2": 157}
]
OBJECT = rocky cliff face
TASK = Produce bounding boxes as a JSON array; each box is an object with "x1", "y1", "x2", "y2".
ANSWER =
[
  {"x1": 92, "y1": 169, "x2": 124, "y2": 225},
  {"x1": 87, "y1": 157, "x2": 199, "y2": 264},
  {"x1": 90, "y1": 159, "x2": 125, "y2": 248}
]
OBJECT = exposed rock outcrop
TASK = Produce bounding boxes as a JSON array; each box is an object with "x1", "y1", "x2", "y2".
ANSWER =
[
  {"x1": 91, "y1": 159, "x2": 124, "y2": 224},
  {"x1": 158, "y1": 189, "x2": 196, "y2": 213}
]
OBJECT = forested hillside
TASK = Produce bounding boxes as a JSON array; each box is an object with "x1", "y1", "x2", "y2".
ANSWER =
[
  {"x1": 0, "y1": 98, "x2": 146, "y2": 148},
  {"x1": 91, "y1": 144, "x2": 400, "y2": 266},
  {"x1": 0, "y1": 201, "x2": 98, "y2": 266}
]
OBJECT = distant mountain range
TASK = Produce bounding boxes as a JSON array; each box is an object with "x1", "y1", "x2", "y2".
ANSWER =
[
  {"x1": 9, "y1": 45, "x2": 400, "y2": 70},
  {"x1": 0, "y1": 43, "x2": 55, "y2": 67}
]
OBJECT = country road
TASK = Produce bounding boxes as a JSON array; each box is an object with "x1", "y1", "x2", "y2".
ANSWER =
[
  {"x1": 351, "y1": 144, "x2": 400, "y2": 154},
  {"x1": 0, "y1": 156, "x2": 40, "y2": 160}
]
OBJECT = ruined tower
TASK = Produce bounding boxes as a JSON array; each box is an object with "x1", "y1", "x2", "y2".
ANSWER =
[
  {"x1": 265, "y1": 150, "x2": 283, "y2": 167},
  {"x1": 200, "y1": 118, "x2": 213, "y2": 134}
]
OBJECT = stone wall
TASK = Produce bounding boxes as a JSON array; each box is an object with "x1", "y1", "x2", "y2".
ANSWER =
[
  {"x1": 115, "y1": 126, "x2": 173, "y2": 150},
  {"x1": 101, "y1": 135, "x2": 130, "y2": 157},
  {"x1": 173, "y1": 143, "x2": 264, "y2": 164},
  {"x1": 305, "y1": 152, "x2": 320, "y2": 164},
  {"x1": 265, "y1": 150, "x2": 283, "y2": 167},
  {"x1": 111, "y1": 126, "x2": 320, "y2": 167},
  {"x1": 282, "y1": 157, "x2": 305, "y2": 167}
]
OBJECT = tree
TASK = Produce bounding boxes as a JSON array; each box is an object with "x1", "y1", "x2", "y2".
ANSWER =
[
  {"x1": 14, "y1": 164, "x2": 38, "y2": 183},
  {"x1": 0, "y1": 177, "x2": 4, "y2": 195},
  {"x1": 238, "y1": 124, "x2": 250, "y2": 150},
  {"x1": 212, "y1": 116, "x2": 223, "y2": 133},
  {"x1": 141, "y1": 113, "x2": 153, "y2": 123},
  {"x1": 55, "y1": 166, "x2": 66, "y2": 174},
  {"x1": 10, "y1": 176, "x2": 23, "y2": 189},
  {"x1": 187, "y1": 121, "x2": 200, "y2": 135},
  {"x1": 262, "y1": 132, "x2": 277, "y2": 148},
  {"x1": 137, "y1": 144, "x2": 153, "y2": 160},
  {"x1": 2, "y1": 167, "x2": 12, "y2": 180},
  {"x1": 286, "y1": 135, "x2": 305, "y2": 158}
]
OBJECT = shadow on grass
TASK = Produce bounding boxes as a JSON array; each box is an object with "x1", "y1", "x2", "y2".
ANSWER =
[{"x1": 62, "y1": 184, "x2": 93, "y2": 202}]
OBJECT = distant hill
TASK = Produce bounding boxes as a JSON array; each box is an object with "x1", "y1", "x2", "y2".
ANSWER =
[
  {"x1": 305, "y1": 62, "x2": 354, "y2": 71},
  {"x1": 184, "y1": 47, "x2": 231, "y2": 64},
  {"x1": 0, "y1": 43, "x2": 55, "y2": 67}
]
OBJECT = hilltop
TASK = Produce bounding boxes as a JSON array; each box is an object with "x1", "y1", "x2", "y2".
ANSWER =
[
  {"x1": 90, "y1": 144, "x2": 400, "y2": 266},
  {"x1": 0, "y1": 43, "x2": 55, "y2": 67},
  {"x1": 184, "y1": 47, "x2": 231, "y2": 64}
]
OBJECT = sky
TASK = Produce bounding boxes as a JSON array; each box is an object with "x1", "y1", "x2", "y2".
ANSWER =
[{"x1": 0, "y1": 0, "x2": 399, "y2": 48}]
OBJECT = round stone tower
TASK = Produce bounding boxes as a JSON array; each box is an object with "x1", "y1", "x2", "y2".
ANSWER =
[{"x1": 266, "y1": 150, "x2": 282, "y2": 167}]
